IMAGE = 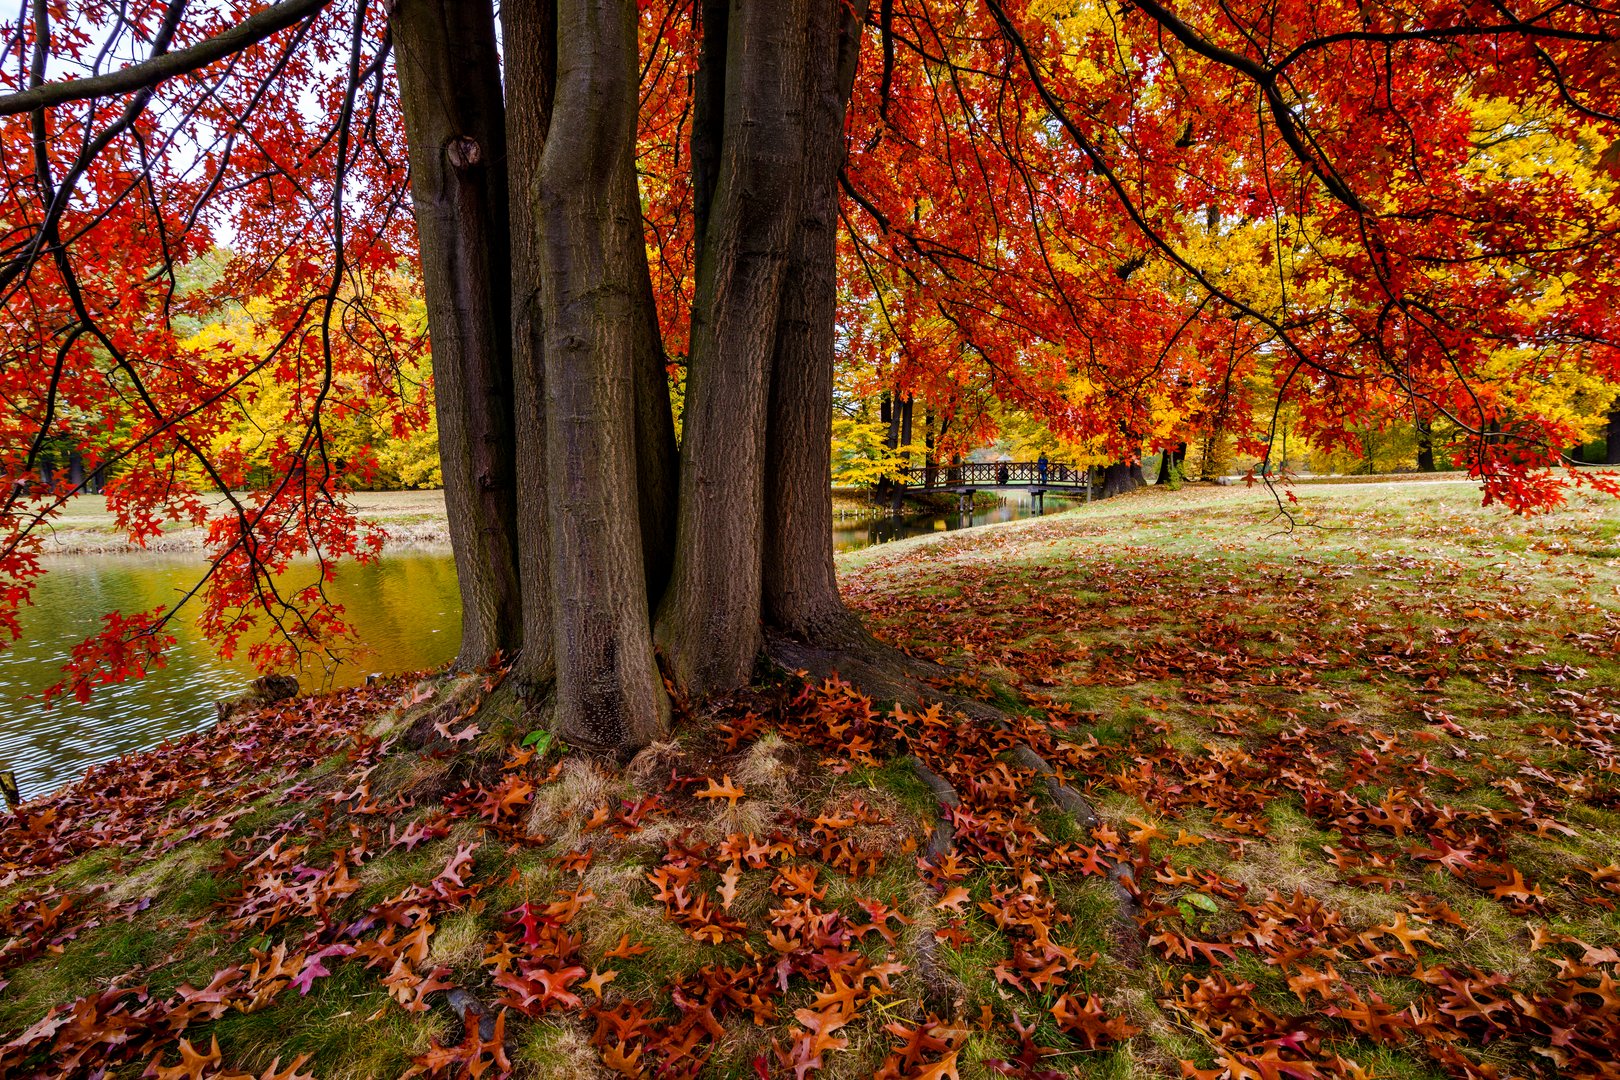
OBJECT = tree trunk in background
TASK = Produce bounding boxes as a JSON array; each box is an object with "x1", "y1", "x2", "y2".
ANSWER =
[
  {"x1": 690, "y1": 0, "x2": 729, "y2": 247},
  {"x1": 504, "y1": 0, "x2": 556, "y2": 689},
  {"x1": 763, "y1": 0, "x2": 865, "y2": 643},
  {"x1": 391, "y1": 0, "x2": 521, "y2": 671},
  {"x1": 1416, "y1": 419, "x2": 1436, "y2": 472},
  {"x1": 630, "y1": 240, "x2": 679, "y2": 610},
  {"x1": 1606, "y1": 409, "x2": 1620, "y2": 466},
  {"x1": 537, "y1": 0, "x2": 669, "y2": 749},
  {"x1": 656, "y1": 0, "x2": 812, "y2": 698},
  {"x1": 1155, "y1": 441, "x2": 1185, "y2": 485},
  {"x1": 1101, "y1": 461, "x2": 1137, "y2": 498}
]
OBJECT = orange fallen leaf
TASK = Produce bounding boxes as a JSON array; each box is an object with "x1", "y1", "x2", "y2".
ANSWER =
[{"x1": 694, "y1": 775, "x2": 746, "y2": 807}]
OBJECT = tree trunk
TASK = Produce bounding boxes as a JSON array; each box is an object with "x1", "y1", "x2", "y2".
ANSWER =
[
  {"x1": 1155, "y1": 441, "x2": 1185, "y2": 485},
  {"x1": 763, "y1": 0, "x2": 865, "y2": 643},
  {"x1": 391, "y1": 0, "x2": 521, "y2": 670},
  {"x1": 503, "y1": 0, "x2": 556, "y2": 689},
  {"x1": 1416, "y1": 419, "x2": 1436, "y2": 472},
  {"x1": 690, "y1": 0, "x2": 729, "y2": 245},
  {"x1": 1606, "y1": 408, "x2": 1620, "y2": 466},
  {"x1": 630, "y1": 246, "x2": 679, "y2": 611},
  {"x1": 1101, "y1": 461, "x2": 1137, "y2": 498},
  {"x1": 923, "y1": 407, "x2": 936, "y2": 484},
  {"x1": 656, "y1": 0, "x2": 812, "y2": 698},
  {"x1": 538, "y1": 0, "x2": 669, "y2": 749}
]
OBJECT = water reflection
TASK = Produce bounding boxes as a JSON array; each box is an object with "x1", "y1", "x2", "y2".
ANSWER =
[
  {"x1": 833, "y1": 490, "x2": 1077, "y2": 552},
  {"x1": 0, "y1": 552, "x2": 461, "y2": 799}
]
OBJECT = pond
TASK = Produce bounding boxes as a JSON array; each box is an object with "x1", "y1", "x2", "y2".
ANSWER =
[
  {"x1": 833, "y1": 490, "x2": 1079, "y2": 551},
  {"x1": 1, "y1": 491, "x2": 1075, "y2": 800}
]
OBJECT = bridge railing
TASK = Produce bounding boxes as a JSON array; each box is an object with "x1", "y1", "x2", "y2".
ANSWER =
[{"x1": 896, "y1": 461, "x2": 1089, "y2": 488}]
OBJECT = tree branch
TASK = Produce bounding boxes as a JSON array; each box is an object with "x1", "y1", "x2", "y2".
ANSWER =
[{"x1": 0, "y1": 0, "x2": 332, "y2": 117}]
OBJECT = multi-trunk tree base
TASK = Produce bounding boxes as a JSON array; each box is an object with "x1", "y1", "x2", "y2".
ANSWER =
[{"x1": 394, "y1": 0, "x2": 874, "y2": 756}]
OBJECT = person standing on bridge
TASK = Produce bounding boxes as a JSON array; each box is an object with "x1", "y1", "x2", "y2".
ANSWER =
[{"x1": 1037, "y1": 452, "x2": 1049, "y2": 485}]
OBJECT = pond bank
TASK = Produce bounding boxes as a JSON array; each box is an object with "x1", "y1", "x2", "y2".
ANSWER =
[
  {"x1": 4, "y1": 491, "x2": 1080, "y2": 799},
  {"x1": 35, "y1": 486, "x2": 1048, "y2": 556},
  {"x1": 32, "y1": 491, "x2": 456, "y2": 556}
]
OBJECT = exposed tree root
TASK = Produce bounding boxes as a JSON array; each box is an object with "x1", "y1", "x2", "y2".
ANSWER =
[
  {"x1": 900, "y1": 755, "x2": 962, "y2": 1014},
  {"x1": 1004, "y1": 743, "x2": 1143, "y2": 961},
  {"x1": 903, "y1": 754, "x2": 960, "y2": 863},
  {"x1": 765, "y1": 630, "x2": 1002, "y2": 724},
  {"x1": 767, "y1": 628, "x2": 1140, "y2": 990},
  {"x1": 444, "y1": 987, "x2": 498, "y2": 1042},
  {"x1": 768, "y1": 630, "x2": 1144, "y2": 966}
]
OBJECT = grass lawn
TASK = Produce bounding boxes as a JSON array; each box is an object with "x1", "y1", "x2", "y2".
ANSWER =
[{"x1": 2, "y1": 480, "x2": 1618, "y2": 1078}]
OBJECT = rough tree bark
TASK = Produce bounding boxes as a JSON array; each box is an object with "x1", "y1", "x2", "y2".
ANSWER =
[
  {"x1": 655, "y1": 0, "x2": 814, "y2": 698},
  {"x1": 537, "y1": 0, "x2": 670, "y2": 749},
  {"x1": 763, "y1": 0, "x2": 866, "y2": 642},
  {"x1": 504, "y1": 0, "x2": 556, "y2": 689},
  {"x1": 1101, "y1": 460, "x2": 1138, "y2": 498},
  {"x1": 391, "y1": 0, "x2": 521, "y2": 671},
  {"x1": 396, "y1": 0, "x2": 906, "y2": 751},
  {"x1": 1606, "y1": 408, "x2": 1620, "y2": 467},
  {"x1": 629, "y1": 240, "x2": 680, "y2": 611}
]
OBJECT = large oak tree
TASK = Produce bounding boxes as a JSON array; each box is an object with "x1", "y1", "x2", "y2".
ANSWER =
[{"x1": 1, "y1": 0, "x2": 1617, "y2": 744}]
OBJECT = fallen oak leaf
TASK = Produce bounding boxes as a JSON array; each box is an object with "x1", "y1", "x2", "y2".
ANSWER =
[
  {"x1": 1285, "y1": 963, "x2": 1343, "y2": 1005},
  {"x1": 151, "y1": 1036, "x2": 223, "y2": 1080},
  {"x1": 291, "y1": 943, "x2": 355, "y2": 995},
  {"x1": 407, "y1": 1006, "x2": 511, "y2": 1078},
  {"x1": 601, "y1": 1039, "x2": 642, "y2": 1077},
  {"x1": 434, "y1": 719, "x2": 480, "y2": 743},
  {"x1": 695, "y1": 774, "x2": 747, "y2": 808},
  {"x1": 582, "y1": 966, "x2": 618, "y2": 998},
  {"x1": 1049, "y1": 992, "x2": 1137, "y2": 1048},
  {"x1": 718, "y1": 865, "x2": 741, "y2": 910},
  {"x1": 1359, "y1": 913, "x2": 1440, "y2": 958},
  {"x1": 258, "y1": 1055, "x2": 317, "y2": 1080},
  {"x1": 784, "y1": 1005, "x2": 853, "y2": 1078},
  {"x1": 605, "y1": 933, "x2": 651, "y2": 959}
]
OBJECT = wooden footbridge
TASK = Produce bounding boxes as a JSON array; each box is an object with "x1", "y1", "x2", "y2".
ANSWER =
[{"x1": 892, "y1": 460, "x2": 1090, "y2": 512}]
